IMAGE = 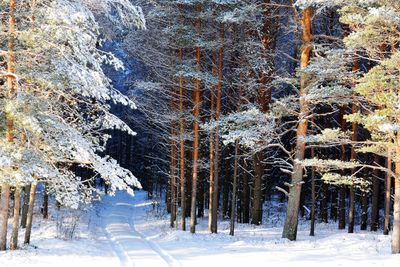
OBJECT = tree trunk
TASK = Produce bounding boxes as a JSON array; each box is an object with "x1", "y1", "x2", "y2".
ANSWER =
[
  {"x1": 230, "y1": 141, "x2": 239, "y2": 236},
  {"x1": 0, "y1": 0, "x2": 16, "y2": 251},
  {"x1": 282, "y1": 7, "x2": 313, "y2": 241},
  {"x1": 21, "y1": 185, "x2": 31, "y2": 228},
  {"x1": 338, "y1": 186, "x2": 346, "y2": 229},
  {"x1": 361, "y1": 189, "x2": 368, "y2": 231},
  {"x1": 190, "y1": 6, "x2": 202, "y2": 233},
  {"x1": 170, "y1": 84, "x2": 178, "y2": 228},
  {"x1": 391, "y1": 133, "x2": 400, "y2": 253},
  {"x1": 24, "y1": 183, "x2": 37, "y2": 245},
  {"x1": 209, "y1": 23, "x2": 224, "y2": 234},
  {"x1": 242, "y1": 158, "x2": 250, "y2": 224},
  {"x1": 10, "y1": 186, "x2": 21, "y2": 250},
  {"x1": 320, "y1": 183, "x2": 328, "y2": 223},
  {"x1": 178, "y1": 48, "x2": 187, "y2": 231},
  {"x1": 208, "y1": 51, "x2": 217, "y2": 232},
  {"x1": 370, "y1": 161, "x2": 380, "y2": 231},
  {"x1": 384, "y1": 151, "x2": 392, "y2": 235},
  {"x1": 310, "y1": 145, "x2": 316, "y2": 236},
  {"x1": 331, "y1": 188, "x2": 338, "y2": 221},
  {"x1": 0, "y1": 186, "x2": 10, "y2": 251},
  {"x1": 348, "y1": 186, "x2": 355, "y2": 233},
  {"x1": 251, "y1": 152, "x2": 263, "y2": 225},
  {"x1": 222, "y1": 150, "x2": 231, "y2": 218}
]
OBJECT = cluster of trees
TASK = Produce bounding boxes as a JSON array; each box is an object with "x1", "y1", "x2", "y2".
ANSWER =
[
  {"x1": 125, "y1": 0, "x2": 400, "y2": 254},
  {"x1": 0, "y1": 0, "x2": 144, "y2": 251}
]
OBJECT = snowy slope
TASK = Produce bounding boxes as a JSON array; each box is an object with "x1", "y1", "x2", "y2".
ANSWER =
[{"x1": 1, "y1": 190, "x2": 399, "y2": 267}]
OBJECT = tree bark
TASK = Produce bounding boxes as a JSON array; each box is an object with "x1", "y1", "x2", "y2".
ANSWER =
[
  {"x1": 178, "y1": 48, "x2": 187, "y2": 231},
  {"x1": 310, "y1": 145, "x2": 316, "y2": 236},
  {"x1": 190, "y1": 5, "x2": 202, "y2": 233},
  {"x1": 170, "y1": 118, "x2": 177, "y2": 228},
  {"x1": 282, "y1": 6, "x2": 313, "y2": 241},
  {"x1": 10, "y1": 186, "x2": 21, "y2": 250},
  {"x1": 0, "y1": 0, "x2": 17, "y2": 251},
  {"x1": 348, "y1": 57, "x2": 359, "y2": 234},
  {"x1": 251, "y1": 152, "x2": 263, "y2": 225},
  {"x1": 320, "y1": 183, "x2": 328, "y2": 223},
  {"x1": 338, "y1": 186, "x2": 346, "y2": 229},
  {"x1": 391, "y1": 133, "x2": 400, "y2": 253},
  {"x1": 208, "y1": 51, "x2": 217, "y2": 232},
  {"x1": 384, "y1": 151, "x2": 392, "y2": 235},
  {"x1": 370, "y1": 160, "x2": 380, "y2": 231},
  {"x1": 21, "y1": 185, "x2": 31, "y2": 228},
  {"x1": 242, "y1": 158, "x2": 250, "y2": 224},
  {"x1": 24, "y1": 183, "x2": 37, "y2": 245},
  {"x1": 361, "y1": 189, "x2": 368, "y2": 231},
  {"x1": 222, "y1": 150, "x2": 231, "y2": 218},
  {"x1": 0, "y1": 186, "x2": 10, "y2": 251},
  {"x1": 230, "y1": 141, "x2": 239, "y2": 236}
]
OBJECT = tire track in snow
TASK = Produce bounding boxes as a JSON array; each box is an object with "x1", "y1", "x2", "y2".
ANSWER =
[
  {"x1": 103, "y1": 223, "x2": 136, "y2": 267},
  {"x1": 128, "y1": 206, "x2": 181, "y2": 267},
  {"x1": 99, "y1": 192, "x2": 180, "y2": 267}
]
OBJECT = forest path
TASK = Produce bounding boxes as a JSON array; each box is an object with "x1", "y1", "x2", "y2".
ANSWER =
[{"x1": 98, "y1": 191, "x2": 180, "y2": 267}]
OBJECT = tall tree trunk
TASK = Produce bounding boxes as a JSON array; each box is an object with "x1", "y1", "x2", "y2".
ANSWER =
[
  {"x1": 222, "y1": 151, "x2": 231, "y2": 218},
  {"x1": 10, "y1": 187, "x2": 21, "y2": 250},
  {"x1": 190, "y1": 6, "x2": 202, "y2": 233},
  {"x1": 208, "y1": 51, "x2": 217, "y2": 232},
  {"x1": 338, "y1": 107, "x2": 347, "y2": 230},
  {"x1": 384, "y1": 150, "x2": 392, "y2": 235},
  {"x1": 360, "y1": 189, "x2": 368, "y2": 230},
  {"x1": 320, "y1": 183, "x2": 328, "y2": 223},
  {"x1": 338, "y1": 187, "x2": 346, "y2": 229},
  {"x1": 0, "y1": 186, "x2": 10, "y2": 251},
  {"x1": 21, "y1": 185, "x2": 31, "y2": 228},
  {"x1": 391, "y1": 133, "x2": 400, "y2": 253},
  {"x1": 178, "y1": 48, "x2": 187, "y2": 231},
  {"x1": 209, "y1": 23, "x2": 224, "y2": 234},
  {"x1": 310, "y1": 144, "x2": 316, "y2": 236},
  {"x1": 170, "y1": 118, "x2": 177, "y2": 228},
  {"x1": 0, "y1": 0, "x2": 17, "y2": 251},
  {"x1": 251, "y1": 152, "x2": 263, "y2": 225},
  {"x1": 229, "y1": 141, "x2": 239, "y2": 236},
  {"x1": 348, "y1": 186, "x2": 355, "y2": 233},
  {"x1": 282, "y1": 7, "x2": 313, "y2": 241},
  {"x1": 242, "y1": 158, "x2": 250, "y2": 224},
  {"x1": 331, "y1": 188, "x2": 338, "y2": 221},
  {"x1": 370, "y1": 159, "x2": 380, "y2": 231},
  {"x1": 24, "y1": 182, "x2": 37, "y2": 245},
  {"x1": 348, "y1": 57, "x2": 359, "y2": 234}
]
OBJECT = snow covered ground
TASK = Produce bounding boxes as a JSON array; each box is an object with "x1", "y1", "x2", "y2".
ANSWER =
[{"x1": 1, "y1": 190, "x2": 399, "y2": 267}]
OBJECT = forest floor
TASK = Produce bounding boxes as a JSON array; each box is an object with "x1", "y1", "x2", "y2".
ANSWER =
[{"x1": 1, "y1": 190, "x2": 399, "y2": 267}]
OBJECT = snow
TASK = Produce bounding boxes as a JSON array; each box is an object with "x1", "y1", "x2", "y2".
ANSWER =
[{"x1": 2, "y1": 190, "x2": 399, "y2": 266}]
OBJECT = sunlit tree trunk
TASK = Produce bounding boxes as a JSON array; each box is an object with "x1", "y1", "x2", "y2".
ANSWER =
[
  {"x1": 190, "y1": 4, "x2": 202, "y2": 234},
  {"x1": 282, "y1": 6, "x2": 313, "y2": 241},
  {"x1": 0, "y1": 0, "x2": 17, "y2": 251},
  {"x1": 392, "y1": 133, "x2": 400, "y2": 253},
  {"x1": 10, "y1": 187, "x2": 21, "y2": 250},
  {"x1": 24, "y1": 182, "x2": 37, "y2": 245}
]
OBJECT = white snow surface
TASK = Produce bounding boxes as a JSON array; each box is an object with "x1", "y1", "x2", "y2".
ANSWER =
[{"x1": 1, "y1": 190, "x2": 399, "y2": 267}]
